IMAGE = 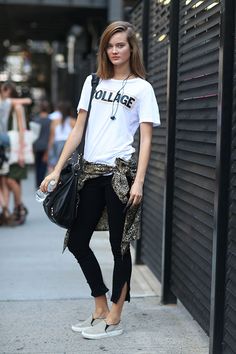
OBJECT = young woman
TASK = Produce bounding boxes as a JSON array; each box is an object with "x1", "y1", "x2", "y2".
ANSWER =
[
  {"x1": 32, "y1": 100, "x2": 51, "y2": 188},
  {"x1": 0, "y1": 83, "x2": 31, "y2": 225},
  {"x1": 47, "y1": 101, "x2": 75, "y2": 172},
  {"x1": 40, "y1": 21, "x2": 160, "y2": 339}
]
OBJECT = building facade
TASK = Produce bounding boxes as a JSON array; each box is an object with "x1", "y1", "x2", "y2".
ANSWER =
[{"x1": 130, "y1": 1, "x2": 236, "y2": 353}]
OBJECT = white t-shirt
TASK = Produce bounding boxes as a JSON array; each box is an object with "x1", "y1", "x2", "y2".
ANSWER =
[
  {"x1": 49, "y1": 110, "x2": 62, "y2": 121},
  {"x1": 0, "y1": 98, "x2": 12, "y2": 133},
  {"x1": 54, "y1": 117, "x2": 72, "y2": 142},
  {"x1": 77, "y1": 75, "x2": 160, "y2": 166}
]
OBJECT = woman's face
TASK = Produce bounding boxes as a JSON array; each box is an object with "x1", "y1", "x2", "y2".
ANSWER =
[
  {"x1": 106, "y1": 31, "x2": 131, "y2": 68},
  {"x1": 1, "y1": 87, "x2": 10, "y2": 99}
]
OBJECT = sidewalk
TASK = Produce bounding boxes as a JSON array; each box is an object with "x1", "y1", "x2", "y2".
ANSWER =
[{"x1": 0, "y1": 170, "x2": 209, "y2": 354}]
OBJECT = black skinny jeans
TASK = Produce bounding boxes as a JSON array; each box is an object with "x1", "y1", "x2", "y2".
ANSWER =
[{"x1": 67, "y1": 175, "x2": 132, "y2": 303}]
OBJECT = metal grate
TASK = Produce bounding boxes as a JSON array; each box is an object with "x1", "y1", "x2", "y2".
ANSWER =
[
  {"x1": 129, "y1": 0, "x2": 143, "y2": 39},
  {"x1": 170, "y1": 0, "x2": 220, "y2": 333},
  {"x1": 140, "y1": 0, "x2": 170, "y2": 280},
  {"x1": 222, "y1": 4, "x2": 236, "y2": 352},
  {"x1": 129, "y1": 0, "x2": 143, "y2": 154}
]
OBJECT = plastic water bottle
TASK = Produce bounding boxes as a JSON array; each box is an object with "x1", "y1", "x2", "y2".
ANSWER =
[{"x1": 35, "y1": 180, "x2": 56, "y2": 203}]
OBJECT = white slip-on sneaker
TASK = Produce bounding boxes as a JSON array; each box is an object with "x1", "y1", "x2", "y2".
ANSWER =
[
  {"x1": 71, "y1": 314, "x2": 104, "y2": 332},
  {"x1": 81, "y1": 319, "x2": 123, "y2": 339}
]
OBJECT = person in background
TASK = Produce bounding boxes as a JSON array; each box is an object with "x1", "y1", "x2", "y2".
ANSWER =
[
  {"x1": 0, "y1": 82, "x2": 28, "y2": 225},
  {"x1": 0, "y1": 186, "x2": 7, "y2": 225},
  {"x1": 48, "y1": 101, "x2": 63, "y2": 121},
  {"x1": 0, "y1": 83, "x2": 31, "y2": 226},
  {"x1": 47, "y1": 101, "x2": 75, "y2": 171},
  {"x1": 32, "y1": 100, "x2": 51, "y2": 188},
  {"x1": 41, "y1": 21, "x2": 160, "y2": 339}
]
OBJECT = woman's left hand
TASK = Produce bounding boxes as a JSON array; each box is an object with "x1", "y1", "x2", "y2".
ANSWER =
[
  {"x1": 42, "y1": 151, "x2": 48, "y2": 163},
  {"x1": 127, "y1": 181, "x2": 143, "y2": 207}
]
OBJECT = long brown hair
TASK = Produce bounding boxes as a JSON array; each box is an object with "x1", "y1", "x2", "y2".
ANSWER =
[
  {"x1": 96, "y1": 21, "x2": 146, "y2": 79},
  {"x1": 1, "y1": 81, "x2": 18, "y2": 98}
]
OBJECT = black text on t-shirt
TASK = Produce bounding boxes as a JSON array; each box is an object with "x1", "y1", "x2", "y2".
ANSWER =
[{"x1": 94, "y1": 90, "x2": 136, "y2": 109}]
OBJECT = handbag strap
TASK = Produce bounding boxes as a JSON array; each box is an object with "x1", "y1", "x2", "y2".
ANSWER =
[{"x1": 78, "y1": 73, "x2": 99, "y2": 154}]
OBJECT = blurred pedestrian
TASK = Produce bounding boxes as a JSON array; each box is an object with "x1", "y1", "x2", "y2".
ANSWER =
[
  {"x1": 40, "y1": 21, "x2": 160, "y2": 339},
  {"x1": 0, "y1": 82, "x2": 31, "y2": 225},
  {"x1": 0, "y1": 82, "x2": 29, "y2": 225},
  {"x1": 0, "y1": 140, "x2": 9, "y2": 225},
  {"x1": 0, "y1": 177, "x2": 12, "y2": 225},
  {"x1": 47, "y1": 101, "x2": 75, "y2": 171},
  {"x1": 32, "y1": 100, "x2": 51, "y2": 188},
  {"x1": 48, "y1": 101, "x2": 63, "y2": 121}
]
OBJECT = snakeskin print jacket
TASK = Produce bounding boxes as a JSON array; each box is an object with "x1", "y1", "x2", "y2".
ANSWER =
[{"x1": 63, "y1": 156, "x2": 141, "y2": 255}]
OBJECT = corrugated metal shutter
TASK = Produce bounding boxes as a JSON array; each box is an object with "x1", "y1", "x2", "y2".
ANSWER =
[
  {"x1": 170, "y1": 0, "x2": 220, "y2": 333},
  {"x1": 129, "y1": 0, "x2": 143, "y2": 36},
  {"x1": 140, "y1": 0, "x2": 170, "y2": 280},
  {"x1": 129, "y1": 0, "x2": 143, "y2": 154},
  {"x1": 222, "y1": 5, "x2": 236, "y2": 352}
]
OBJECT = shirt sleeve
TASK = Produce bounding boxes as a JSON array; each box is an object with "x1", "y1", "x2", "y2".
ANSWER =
[
  {"x1": 77, "y1": 75, "x2": 92, "y2": 112},
  {"x1": 138, "y1": 82, "x2": 161, "y2": 127}
]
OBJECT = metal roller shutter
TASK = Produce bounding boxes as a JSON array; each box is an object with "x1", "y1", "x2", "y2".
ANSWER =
[
  {"x1": 140, "y1": 0, "x2": 170, "y2": 280},
  {"x1": 222, "y1": 5, "x2": 236, "y2": 352},
  {"x1": 129, "y1": 0, "x2": 143, "y2": 153},
  {"x1": 170, "y1": 0, "x2": 220, "y2": 333},
  {"x1": 129, "y1": 0, "x2": 143, "y2": 35}
]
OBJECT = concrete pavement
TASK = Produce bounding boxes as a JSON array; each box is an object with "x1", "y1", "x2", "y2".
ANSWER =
[{"x1": 0, "y1": 170, "x2": 209, "y2": 354}]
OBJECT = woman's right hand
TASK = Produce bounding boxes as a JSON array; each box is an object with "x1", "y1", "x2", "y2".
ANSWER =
[
  {"x1": 18, "y1": 151, "x2": 25, "y2": 168},
  {"x1": 40, "y1": 170, "x2": 60, "y2": 193}
]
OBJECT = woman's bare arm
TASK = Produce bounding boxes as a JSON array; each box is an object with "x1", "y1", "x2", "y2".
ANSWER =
[
  {"x1": 14, "y1": 104, "x2": 25, "y2": 167},
  {"x1": 128, "y1": 122, "x2": 153, "y2": 206},
  {"x1": 47, "y1": 120, "x2": 57, "y2": 152},
  {"x1": 11, "y1": 98, "x2": 32, "y2": 106}
]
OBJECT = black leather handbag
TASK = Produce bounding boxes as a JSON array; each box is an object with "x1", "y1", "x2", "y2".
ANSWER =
[{"x1": 43, "y1": 74, "x2": 99, "y2": 229}]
